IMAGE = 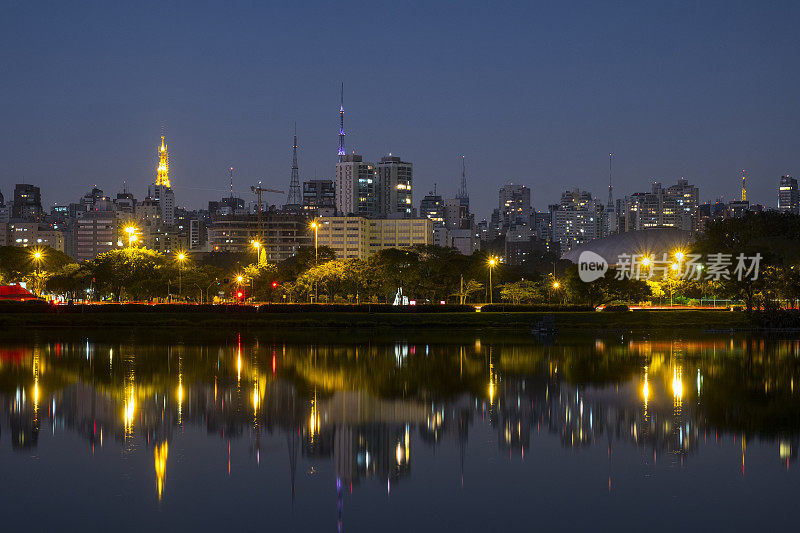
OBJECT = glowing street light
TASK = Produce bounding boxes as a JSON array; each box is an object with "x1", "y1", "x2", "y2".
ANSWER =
[
  {"x1": 553, "y1": 281, "x2": 560, "y2": 289},
  {"x1": 674, "y1": 251, "x2": 685, "y2": 262},
  {"x1": 310, "y1": 221, "x2": 319, "y2": 303},
  {"x1": 30, "y1": 248, "x2": 44, "y2": 295},
  {"x1": 252, "y1": 240, "x2": 261, "y2": 266},
  {"x1": 125, "y1": 226, "x2": 138, "y2": 248},
  {"x1": 487, "y1": 256, "x2": 498, "y2": 304},
  {"x1": 176, "y1": 253, "x2": 186, "y2": 299},
  {"x1": 309, "y1": 221, "x2": 319, "y2": 264}
]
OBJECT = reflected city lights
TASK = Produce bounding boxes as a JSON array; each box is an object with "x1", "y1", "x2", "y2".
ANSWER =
[{"x1": 154, "y1": 442, "x2": 169, "y2": 500}]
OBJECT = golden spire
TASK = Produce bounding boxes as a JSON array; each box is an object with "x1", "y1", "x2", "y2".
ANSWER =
[
  {"x1": 156, "y1": 135, "x2": 171, "y2": 188},
  {"x1": 741, "y1": 170, "x2": 747, "y2": 202}
]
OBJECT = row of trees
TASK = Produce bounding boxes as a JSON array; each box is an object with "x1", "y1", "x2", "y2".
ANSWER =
[{"x1": 4, "y1": 212, "x2": 800, "y2": 306}]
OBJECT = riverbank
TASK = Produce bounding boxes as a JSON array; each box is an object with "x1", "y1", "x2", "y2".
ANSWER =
[{"x1": 0, "y1": 307, "x2": 756, "y2": 332}]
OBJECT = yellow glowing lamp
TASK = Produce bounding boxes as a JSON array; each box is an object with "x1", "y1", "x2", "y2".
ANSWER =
[
  {"x1": 641, "y1": 257, "x2": 651, "y2": 267},
  {"x1": 237, "y1": 275, "x2": 244, "y2": 283},
  {"x1": 674, "y1": 251, "x2": 685, "y2": 261},
  {"x1": 553, "y1": 281, "x2": 560, "y2": 289},
  {"x1": 177, "y1": 253, "x2": 185, "y2": 261}
]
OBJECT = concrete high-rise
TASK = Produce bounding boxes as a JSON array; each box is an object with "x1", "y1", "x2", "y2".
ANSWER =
[
  {"x1": 335, "y1": 154, "x2": 378, "y2": 217},
  {"x1": 498, "y1": 183, "x2": 531, "y2": 228},
  {"x1": 551, "y1": 189, "x2": 597, "y2": 252},
  {"x1": 778, "y1": 175, "x2": 799, "y2": 214},
  {"x1": 419, "y1": 191, "x2": 444, "y2": 227},
  {"x1": 302, "y1": 179, "x2": 336, "y2": 215},
  {"x1": 376, "y1": 155, "x2": 413, "y2": 218},
  {"x1": 12, "y1": 184, "x2": 42, "y2": 221}
]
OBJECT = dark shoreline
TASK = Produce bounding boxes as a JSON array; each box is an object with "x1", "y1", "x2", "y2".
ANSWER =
[{"x1": 0, "y1": 308, "x2": 760, "y2": 333}]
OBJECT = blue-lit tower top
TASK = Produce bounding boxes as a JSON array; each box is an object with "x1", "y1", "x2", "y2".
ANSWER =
[{"x1": 337, "y1": 83, "x2": 345, "y2": 162}]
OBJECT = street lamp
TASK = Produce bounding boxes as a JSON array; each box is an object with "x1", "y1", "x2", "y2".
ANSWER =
[
  {"x1": 31, "y1": 249, "x2": 44, "y2": 296},
  {"x1": 252, "y1": 240, "x2": 261, "y2": 266},
  {"x1": 310, "y1": 221, "x2": 319, "y2": 303},
  {"x1": 487, "y1": 256, "x2": 498, "y2": 304},
  {"x1": 309, "y1": 221, "x2": 319, "y2": 264},
  {"x1": 125, "y1": 226, "x2": 137, "y2": 248},
  {"x1": 176, "y1": 253, "x2": 186, "y2": 300}
]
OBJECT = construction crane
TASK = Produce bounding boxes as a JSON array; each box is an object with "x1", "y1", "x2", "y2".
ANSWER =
[{"x1": 250, "y1": 183, "x2": 285, "y2": 261}]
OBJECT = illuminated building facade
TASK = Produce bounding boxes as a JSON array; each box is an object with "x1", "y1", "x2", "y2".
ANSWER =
[
  {"x1": 376, "y1": 155, "x2": 413, "y2": 218},
  {"x1": 778, "y1": 175, "x2": 799, "y2": 214},
  {"x1": 315, "y1": 216, "x2": 432, "y2": 259}
]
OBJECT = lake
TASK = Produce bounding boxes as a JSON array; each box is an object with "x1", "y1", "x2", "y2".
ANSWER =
[{"x1": 1, "y1": 329, "x2": 798, "y2": 531}]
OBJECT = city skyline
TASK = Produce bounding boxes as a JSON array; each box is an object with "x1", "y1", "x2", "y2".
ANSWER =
[{"x1": 3, "y1": 1, "x2": 800, "y2": 218}]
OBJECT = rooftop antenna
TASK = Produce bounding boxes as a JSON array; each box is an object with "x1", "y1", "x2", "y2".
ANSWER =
[
  {"x1": 458, "y1": 155, "x2": 467, "y2": 197},
  {"x1": 229, "y1": 167, "x2": 234, "y2": 199},
  {"x1": 337, "y1": 83, "x2": 345, "y2": 162},
  {"x1": 287, "y1": 123, "x2": 301, "y2": 205},
  {"x1": 607, "y1": 153, "x2": 614, "y2": 209}
]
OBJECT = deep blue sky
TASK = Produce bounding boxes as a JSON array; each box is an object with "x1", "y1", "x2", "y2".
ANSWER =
[{"x1": 2, "y1": 0, "x2": 799, "y2": 219}]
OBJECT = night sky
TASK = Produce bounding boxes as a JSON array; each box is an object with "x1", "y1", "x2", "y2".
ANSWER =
[{"x1": 2, "y1": 0, "x2": 798, "y2": 219}]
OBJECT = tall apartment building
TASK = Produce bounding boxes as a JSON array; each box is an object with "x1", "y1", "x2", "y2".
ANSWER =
[
  {"x1": 75, "y1": 210, "x2": 117, "y2": 262},
  {"x1": 498, "y1": 183, "x2": 531, "y2": 228},
  {"x1": 335, "y1": 154, "x2": 378, "y2": 217},
  {"x1": 12, "y1": 184, "x2": 42, "y2": 221},
  {"x1": 778, "y1": 175, "x2": 799, "y2": 214},
  {"x1": 376, "y1": 155, "x2": 413, "y2": 218},
  {"x1": 315, "y1": 216, "x2": 432, "y2": 260},
  {"x1": 618, "y1": 180, "x2": 696, "y2": 233},
  {"x1": 551, "y1": 190, "x2": 598, "y2": 252}
]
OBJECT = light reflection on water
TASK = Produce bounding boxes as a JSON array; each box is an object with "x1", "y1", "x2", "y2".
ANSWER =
[{"x1": 1, "y1": 333, "x2": 800, "y2": 530}]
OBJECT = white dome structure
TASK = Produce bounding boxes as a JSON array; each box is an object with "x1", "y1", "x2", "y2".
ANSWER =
[{"x1": 562, "y1": 228, "x2": 693, "y2": 264}]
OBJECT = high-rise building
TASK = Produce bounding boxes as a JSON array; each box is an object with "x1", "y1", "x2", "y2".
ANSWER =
[
  {"x1": 444, "y1": 198, "x2": 470, "y2": 231},
  {"x1": 335, "y1": 154, "x2": 378, "y2": 217},
  {"x1": 498, "y1": 183, "x2": 531, "y2": 228},
  {"x1": 419, "y1": 191, "x2": 444, "y2": 227},
  {"x1": 617, "y1": 179, "x2": 697, "y2": 233},
  {"x1": 376, "y1": 155, "x2": 413, "y2": 218},
  {"x1": 665, "y1": 178, "x2": 700, "y2": 230},
  {"x1": 778, "y1": 175, "x2": 799, "y2": 215},
  {"x1": 551, "y1": 189, "x2": 597, "y2": 252},
  {"x1": 75, "y1": 210, "x2": 117, "y2": 261},
  {"x1": 12, "y1": 184, "x2": 42, "y2": 221},
  {"x1": 302, "y1": 179, "x2": 336, "y2": 215}
]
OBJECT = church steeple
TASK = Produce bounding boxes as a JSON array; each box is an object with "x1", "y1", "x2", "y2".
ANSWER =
[{"x1": 156, "y1": 135, "x2": 171, "y2": 188}]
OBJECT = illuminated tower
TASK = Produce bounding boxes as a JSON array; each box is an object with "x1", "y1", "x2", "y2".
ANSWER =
[
  {"x1": 287, "y1": 125, "x2": 302, "y2": 205},
  {"x1": 148, "y1": 135, "x2": 175, "y2": 226},
  {"x1": 337, "y1": 83, "x2": 345, "y2": 162},
  {"x1": 741, "y1": 170, "x2": 747, "y2": 202},
  {"x1": 156, "y1": 135, "x2": 171, "y2": 188}
]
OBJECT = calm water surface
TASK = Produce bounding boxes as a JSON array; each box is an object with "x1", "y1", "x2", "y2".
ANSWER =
[{"x1": 1, "y1": 330, "x2": 799, "y2": 531}]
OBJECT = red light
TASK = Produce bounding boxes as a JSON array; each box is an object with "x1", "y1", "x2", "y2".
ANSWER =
[
  {"x1": 237, "y1": 291, "x2": 243, "y2": 298},
  {"x1": 271, "y1": 281, "x2": 278, "y2": 288}
]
